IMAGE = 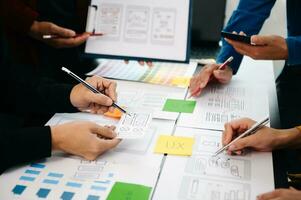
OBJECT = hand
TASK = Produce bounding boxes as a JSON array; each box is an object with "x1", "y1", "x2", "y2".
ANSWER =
[
  {"x1": 189, "y1": 64, "x2": 233, "y2": 97},
  {"x1": 29, "y1": 21, "x2": 90, "y2": 48},
  {"x1": 124, "y1": 60, "x2": 153, "y2": 67},
  {"x1": 257, "y1": 188, "x2": 301, "y2": 200},
  {"x1": 51, "y1": 121, "x2": 121, "y2": 160},
  {"x1": 225, "y1": 33, "x2": 288, "y2": 60},
  {"x1": 222, "y1": 118, "x2": 301, "y2": 155},
  {"x1": 70, "y1": 76, "x2": 117, "y2": 114}
]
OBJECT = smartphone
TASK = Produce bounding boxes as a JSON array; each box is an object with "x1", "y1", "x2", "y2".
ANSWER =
[{"x1": 221, "y1": 31, "x2": 251, "y2": 44}]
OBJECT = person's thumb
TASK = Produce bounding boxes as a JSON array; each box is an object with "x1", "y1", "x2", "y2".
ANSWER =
[
  {"x1": 47, "y1": 22, "x2": 76, "y2": 37},
  {"x1": 87, "y1": 92, "x2": 113, "y2": 107},
  {"x1": 251, "y1": 35, "x2": 269, "y2": 46},
  {"x1": 213, "y1": 70, "x2": 231, "y2": 84},
  {"x1": 228, "y1": 137, "x2": 251, "y2": 152}
]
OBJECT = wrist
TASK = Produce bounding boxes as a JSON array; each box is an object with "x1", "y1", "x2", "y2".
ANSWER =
[
  {"x1": 50, "y1": 125, "x2": 63, "y2": 151},
  {"x1": 275, "y1": 128, "x2": 301, "y2": 149}
]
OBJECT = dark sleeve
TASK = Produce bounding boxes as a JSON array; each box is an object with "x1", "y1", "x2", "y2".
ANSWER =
[
  {"x1": 0, "y1": 126, "x2": 52, "y2": 174},
  {"x1": 216, "y1": 0, "x2": 276, "y2": 74},
  {"x1": 17, "y1": 78, "x2": 78, "y2": 114},
  {"x1": 0, "y1": 0, "x2": 38, "y2": 34}
]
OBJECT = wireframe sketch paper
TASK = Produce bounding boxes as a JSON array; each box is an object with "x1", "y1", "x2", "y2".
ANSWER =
[
  {"x1": 153, "y1": 127, "x2": 274, "y2": 200},
  {"x1": 116, "y1": 113, "x2": 152, "y2": 139},
  {"x1": 85, "y1": 0, "x2": 191, "y2": 62},
  {"x1": 178, "y1": 80, "x2": 270, "y2": 130}
]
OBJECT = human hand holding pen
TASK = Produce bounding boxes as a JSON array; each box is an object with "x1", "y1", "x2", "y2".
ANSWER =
[
  {"x1": 222, "y1": 118, "x2": 301, "y2": 155},
  {"x1": 189, "y1": 57, "x2": 233, "y2": 97},
  {"x1": 70, "y1": 75, "x2": 117, "y2": 114}
]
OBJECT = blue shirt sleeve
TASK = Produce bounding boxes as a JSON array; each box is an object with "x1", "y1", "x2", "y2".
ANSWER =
[
  {"x1": 217, "y1": 0, "x2": 276, "y2": 74},
  {"x1": 286, "y1": 36, "x2": 301, "y2": 66}
]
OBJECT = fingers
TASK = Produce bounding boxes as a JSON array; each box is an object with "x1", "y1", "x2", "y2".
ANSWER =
[
  {"x1": 212, "y1": 67, "x2": 232, "y2": 84},
  {"x1": 189, "y1": 64, "x2": 219, "y2": 96},
  {"x1": 86, "y1": 76, "x2": 117, "y2": 102},
  {"x1": 87, "y1": 92, "x2": 113, "y2": 107},
  {"x1": 251, "y1": 35, "x2": 269, "y2": 46},
  {"x1": 222, "y1": 118, "x2": 255, "y2": 146},
  {"x1": 102, "y1": 138, "x2": 121, "y2": 150},
  {"x1": 51, "y1": 33, "x2": 90, "y2": 48},
  {"x1": 257, "y1": 189, "x2": 287, "y2": 200},
  {"x1": 92, "y1": 125, "x2": 117, "y2": 139},
  {"x1": 47, "y1": 22, "x2": 76, "y2": 37}
]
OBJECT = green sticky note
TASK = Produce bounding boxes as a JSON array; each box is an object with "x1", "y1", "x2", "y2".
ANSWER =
[
  {"x1": 163, "y1": 99, "x2": 196, "y2": 113},
  {"x1": 107, "y1": 182, "x2": 152, "y2": 200}
]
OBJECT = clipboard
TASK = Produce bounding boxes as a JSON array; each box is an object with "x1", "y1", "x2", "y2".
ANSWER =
[{"x1": 84, "y1": 0, "x2": 192, "y2": 63}]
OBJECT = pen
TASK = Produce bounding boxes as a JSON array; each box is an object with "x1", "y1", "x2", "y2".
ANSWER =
[
  {"x1": 61, "y1": 67, "x2": 129, "y2": 116},
  {"x1": 212, "y1": 117, "x2": 270, "y2": 157},
  {"x1": 189, "y1": 56, "x2": 234, "y2": 98},
  {"x1": 43, "y1": 33, "x2": 104, "y2": 39}
]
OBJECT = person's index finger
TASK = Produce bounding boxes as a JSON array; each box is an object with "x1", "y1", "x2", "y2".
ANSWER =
[
  {"x1": 50, "y1": 24, "x2": 76, "y2": 37},
  {"x1": 223, "y1": 123, "x2": 235, "y2": 146},
  {"x1": 102, "y1": 79, "x2": 117, "y2": 102},
  {"x1": 92, "y1": 125, "x2": 117, "y2": 139}
]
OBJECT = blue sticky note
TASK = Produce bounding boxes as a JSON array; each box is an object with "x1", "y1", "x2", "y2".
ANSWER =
[
  {"x1": 36, "y1": 188, "x2": 51, "y2": 198},
  {"x1": 12, "y1": 185, "x2": 26, "y2": 195}
]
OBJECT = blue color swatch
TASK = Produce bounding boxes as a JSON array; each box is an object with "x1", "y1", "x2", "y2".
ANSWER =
[
  {"x1": 48, "y1": 172, "x2": 64, "y2": 178},
  {"x1": 25, "y1": 169, "x2": 41, "y2": 175},
  {"x1": 19, "y1": 176, "x2": 35, "y2": 182},
  {"x1": 66, "y1": 182, "x2": 82, "y2": 188},
  {"x1": 87, "y1": 195, "x2": 100, "y2": 200},
  {"x1": 43, "y1": 179, "x2": 59, "y2": 185},
  {"x1": 36, "y1": 188, "x2": 51, "y2": 198},
  {"x1": 30, "y1": 163, "x2": 46, "y2": 169},
  {"x1": 12, "y1": 185, "x2": 27, "y2": 195},
  {"x1": 61, "y1": 191, "x2": 75, "y2": 200}
]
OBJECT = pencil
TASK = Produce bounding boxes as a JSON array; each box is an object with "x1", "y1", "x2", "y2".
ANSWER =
[{"x1": 61, "y1": 67, "x2": 129, "y2": 116}]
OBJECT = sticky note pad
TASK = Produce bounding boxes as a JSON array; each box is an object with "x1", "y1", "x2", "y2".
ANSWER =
[
  {"x1": 163, "y1": 99, "x2": 196, "y2": 113},
  {"x1": 171, "y1": 76, "x2": 191, "y2": 87},
  {"x1": 104, "y1": 108, "x2": 123, "y2": 119},
  {"x1": 107, "y1": 182, "x2": 152, "y2": 200},
  {"x1": 154, "y1": 135, "x2": 195, "y2": 156}
]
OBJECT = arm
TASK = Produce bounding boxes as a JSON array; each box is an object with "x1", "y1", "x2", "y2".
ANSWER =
[
  {"x1": 0, "y1": 118, "x2": 120, "y2": 174},
  {"x1": 217, "y1": 0, "x2": 276, "y2": 74}
]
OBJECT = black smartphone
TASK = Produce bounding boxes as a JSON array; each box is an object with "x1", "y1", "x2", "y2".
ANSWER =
[{"x1": 221, "y1": 31, "x2": 251, "y2": 44}]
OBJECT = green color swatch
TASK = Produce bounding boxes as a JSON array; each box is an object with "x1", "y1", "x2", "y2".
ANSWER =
[
  {"x1": 107, "y1": 182, "x2": 152, "y2": 200},
  {"x1": 163, "y1": 99, "x2": 196, "y2": 113}
]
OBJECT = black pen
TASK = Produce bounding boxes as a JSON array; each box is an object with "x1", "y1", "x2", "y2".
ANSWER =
[{"x1": 61, "y1": 67, "x2": 129, "y2": 116}]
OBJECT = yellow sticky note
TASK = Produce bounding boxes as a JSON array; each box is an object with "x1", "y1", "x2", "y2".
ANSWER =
[
  {"x1": 104, "y1": 108, "x2": 123, "y2": 119},
  {"x1": 154, "y1": 135, "x2": 195, "y2": 156},
  {"x1": 171, "y1": 77, "x2": 191, "y2": 87}
]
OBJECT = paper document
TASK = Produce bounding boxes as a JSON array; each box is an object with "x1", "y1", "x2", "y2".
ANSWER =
[
  {"x1": 87, "y1": 59, "x2": 197, "y2": 88},
  {"x1": 116, "y1": 113, "x2": 152, "y2": 139},
  {"x1": 115, "y1": 80, "x2": 188, "y2": 120},
  {"x1": 153, "y1": 127, "x2": 274, "y2": 200},
  {"x1": 85, "y1": 0, "x2": 191, "y2": 62},
  {"x1": 178, "y1": 80, "x2": 270, "y2": 130}
]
